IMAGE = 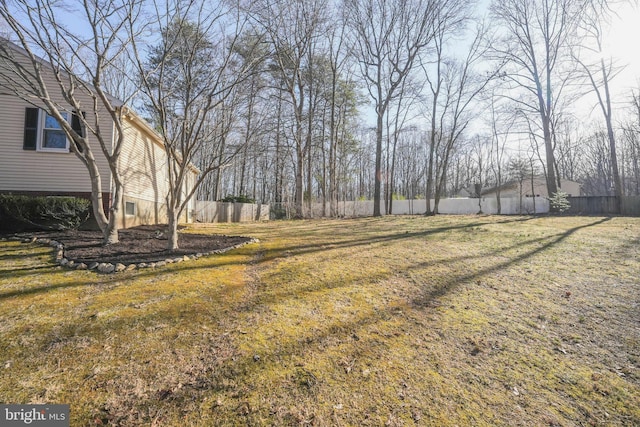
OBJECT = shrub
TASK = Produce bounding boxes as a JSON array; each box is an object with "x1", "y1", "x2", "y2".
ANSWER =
[
  {"x1": 549, "y1": 191, "x2": 571, "y2": 213},
  {"x1": 0, "y1": 194, "x2": 91, "y2": 232}
]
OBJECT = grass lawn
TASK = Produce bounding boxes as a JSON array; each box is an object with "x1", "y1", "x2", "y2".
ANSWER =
[{"x1": 0, "y1": 215, "x2": 639, "y2": 426}]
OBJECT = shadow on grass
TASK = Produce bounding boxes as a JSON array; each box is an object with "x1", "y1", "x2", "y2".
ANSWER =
[
  {"x1": 132, "y1": 215, "x2": 541, "y2": 281},
  {"x1": 0, "y1": 274, "x2": 104, "y2": 300},
  {"x1": 0, "y1": 264, "x2": 58, "y2": 277},
  {"x1": 219, "y1": 217, "x2": 605, "y2": 317},
  {"x1": 0, "y1": 245, "x2": 51, "y2": 262},
  {"x1": 411, "y1": 217, "x2": 611, "y2": 307}
]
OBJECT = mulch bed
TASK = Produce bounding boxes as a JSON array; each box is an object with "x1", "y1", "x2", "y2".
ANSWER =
[{"x1": 18, "y1": 225, "x2": 252, "y2": 265}]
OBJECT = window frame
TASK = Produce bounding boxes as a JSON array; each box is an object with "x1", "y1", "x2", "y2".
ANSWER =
[
  {"x1": 125, "y1": 201, "x2": 136, "y2": 216},
  {"x1": 37, "y1": 111, "x2": 71, "y2": 153}
]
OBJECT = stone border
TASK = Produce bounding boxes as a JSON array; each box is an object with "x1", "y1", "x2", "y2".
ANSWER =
[{"x1": 5, "y1": 235, "x2": 259, "y2": 274}]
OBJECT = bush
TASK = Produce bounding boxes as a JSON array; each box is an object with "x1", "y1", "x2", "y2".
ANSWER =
[
  {"x1": 549, "y1": 191, "x2": 571, "y2": 213},
  {"x1": 220, "y1": 195, "x2": 256, "y2": 204},
  {"x1": 0, "y1": 194, "x2": 91, "y2": 232}
]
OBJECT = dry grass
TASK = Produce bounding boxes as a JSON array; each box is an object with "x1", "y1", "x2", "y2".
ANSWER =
[{"x1": 0, "y1": 215, "x2": 639, "y2": 426}]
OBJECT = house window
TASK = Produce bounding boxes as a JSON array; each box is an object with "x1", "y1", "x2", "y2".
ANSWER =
[
  {"x1": 125, "y1": 201, "x2": 136, "y2": 216},
  {"x1": 23, "y1": 108, "x2": 84, "y2": 153},
  {"x1": 41, "y1": 112, "x2": 69, "y2": 150}
]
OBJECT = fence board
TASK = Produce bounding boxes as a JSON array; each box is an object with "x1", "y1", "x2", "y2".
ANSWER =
[{"x1": 195, "y1": 201, "x2": 269, "y2": 223}]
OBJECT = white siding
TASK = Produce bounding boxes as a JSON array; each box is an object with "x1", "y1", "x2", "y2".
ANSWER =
[
  {"x1": 119, "y1": 115, "x2": 170, "y2": 204},
  {"x1": 118, "y1": 113, "x2": 198, "y2": 226}
]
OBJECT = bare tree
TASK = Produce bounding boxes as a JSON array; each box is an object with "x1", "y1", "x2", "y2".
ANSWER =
[
  {"x1": 490, "y1": 0, "x2": 585, "y2": 199},
  {"x1": 620, "y1": 89, "x2": 640, "y2": 195},
  {"x1": 345, "y1": 0, "x2": 442, "y2": 216},
  {"x1": 508, "y1": 156, "x2": 535, "y2": 213},
  {"x1": 573, "y1": 2, "x2": 624, "y2": 205},
  {"x1": 487, "y1": 93, "x2": 517, "y2": 214},
  {"x1": 577, "y1": 127, "x2": 616, "y2": 195},
  {"x1": 422, "y1": 20, "x2": 497, "y2": 214},
  {"x1": 0, "y1": 0, "x2": 141, "y2": 244},
  {"x1": 244, "y1": 0, "x2": 328, "y2": 218},
  {"x1": 326, "y1": 12, "x2": 354, "y2": 218},
  {"x1": 385, "y1": 78, "x2": 421, "y2": 215},
  {"x1": 131, "y1": 0, "x2": 259, "y2": 250}
]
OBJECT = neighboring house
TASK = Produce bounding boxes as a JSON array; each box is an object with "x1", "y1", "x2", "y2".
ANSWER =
[
  {"x1": 481, "y1": 177, "x2": 581, "y2": 199},
  {"x1": 0, "y1": 39, "x2": 198, "y2": 228}
]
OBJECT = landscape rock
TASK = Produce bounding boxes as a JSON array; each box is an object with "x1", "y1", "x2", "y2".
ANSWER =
[
  {"x1": 19, "y1": 230, "x2": 257, "y2": 275},
  {"x1": 98, "y1": 263, "x2": 115, "y2": 274}
]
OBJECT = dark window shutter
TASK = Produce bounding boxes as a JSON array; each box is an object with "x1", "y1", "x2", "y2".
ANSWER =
[
  {"x1": 71, "y1": 111, "x2": 85, "y2": 153},
  {"x1": 23, "y1": 107, "x2": 39, "y2": 150}
]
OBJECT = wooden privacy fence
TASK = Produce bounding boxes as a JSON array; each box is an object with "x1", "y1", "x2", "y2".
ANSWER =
[
  {"x1": 195, "y1": 201, "x2": 269, "y2": 223},
  {"x1": 567, "y1": 196, "x2": 640, "y2": 216}
]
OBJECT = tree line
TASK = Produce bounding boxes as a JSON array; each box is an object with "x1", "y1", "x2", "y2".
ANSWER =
[{"x1": 1, "y1": 0, "x2": 638, "y2": 248}]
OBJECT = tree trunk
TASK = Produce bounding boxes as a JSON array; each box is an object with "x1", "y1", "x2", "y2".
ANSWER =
[
  {"x1": 535, "y1": 84, "x2": 558, "y2": 199},
  {"x1": 103, "y1": 184, "x2": 122, "y2": 245},
  {"x1": 167, "y1": 208, "x2": 179, "y2": 251},
  {"x1": 82, "y1": 150, "x2": 119, "y2": 244},
  {"x1": 373, "y1": 111, "x2": 384, "y2": 217},
  {"x1": 425, "y1": 134, "x2": 436, "y2": 216},
  {"x1": 295, "y1": 141, "x2": 305, "y2": 218},
  {"x1": 599, "y1": 58, "x2": 623, "y2": 209}
]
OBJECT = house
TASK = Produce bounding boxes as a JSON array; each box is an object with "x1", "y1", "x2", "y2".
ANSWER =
[
  {"x1": 0, "y1": 39, "x2": 198, "y2": 228},
  {"x1": 481, "y1": 177, "x2": 581, "y2": 199}
]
